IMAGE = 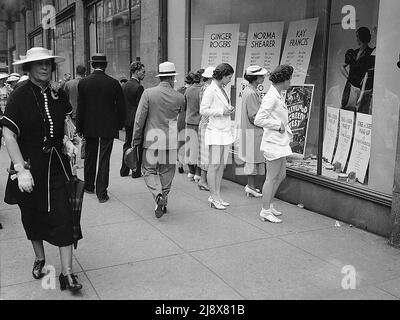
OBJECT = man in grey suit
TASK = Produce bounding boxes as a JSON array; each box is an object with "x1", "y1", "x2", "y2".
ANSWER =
[{"x1": 133, "y1": 62, "x2": 185, "y2": 218}]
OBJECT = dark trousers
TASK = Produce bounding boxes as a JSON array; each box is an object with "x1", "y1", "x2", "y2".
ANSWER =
[
  {"x1": 120, "y1": 125, "x2": 143, "y2": 177},
  {"x1": 84, "y1": 137, "x2": 114, "y2": 199}
]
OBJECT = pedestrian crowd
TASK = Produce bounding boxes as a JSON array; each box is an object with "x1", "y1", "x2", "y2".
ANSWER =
[{"x1": 0, "y1": 46, "x2": 294, "y2": 294}]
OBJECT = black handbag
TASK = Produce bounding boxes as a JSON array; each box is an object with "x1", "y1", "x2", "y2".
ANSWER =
[{"x1": 124, "y1": 145, "x2": 139, "y2": 171}]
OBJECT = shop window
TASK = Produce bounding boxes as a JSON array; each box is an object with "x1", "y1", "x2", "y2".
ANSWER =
[
  {"x1": 87, "y1": 0, "x2": 140, "y2": 80},
  {"x1": 191, "y1": 0, "x2": 328, "y2": 174},
  {"x1": 54, "y1": 17, "x2": 75, "y2": 80},
  {"x1": 322, "y1": 0, "x2": 399, "y2": 195}
]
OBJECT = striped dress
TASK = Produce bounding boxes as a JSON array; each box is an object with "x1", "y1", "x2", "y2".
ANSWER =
[{"x1": 197, "y1": 84, "x2": 210, "y2": 171}]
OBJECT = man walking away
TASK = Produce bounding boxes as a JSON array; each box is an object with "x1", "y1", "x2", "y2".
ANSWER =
[
  {"x1": 120, "y1": 61, "x2": 145, "y2": 178},
  {"x1": 64, "y1": 65, "x2": 86, "y2": 124},
  {"x1": 76, "y1": 53, "x2": 126, "y2": 203},
  {"x1": 133, "y1": 62, "x2": 185, "y2": 218}
]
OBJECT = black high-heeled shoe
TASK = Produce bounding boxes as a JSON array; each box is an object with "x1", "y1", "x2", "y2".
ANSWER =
[
  {"x1": 32, "y1": 259, "x2": 46, "y2": 279},
  {"x1": 59, "y1": 273, "x2": 83, "y2": 292}
]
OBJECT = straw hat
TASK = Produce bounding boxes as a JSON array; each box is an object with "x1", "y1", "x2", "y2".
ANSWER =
[
  {"x1": 17, "y1": 75, "x2": 29, "y2": 83},
  {"x1": 7, "y1": 75, "x2": 20, "y2": 82},
  {"x1": 13, "y1": 47, "x2": 65, "y2": 65},
  {"x1": 0, "y1": 73, "x2": 9, "y2": 80},
  {"x1": 202, "y1": 66, "x2": 215, "y2": 78},
  {"x1": 10, "y1": 72, "x2": 20, "y2": 78},
  {"x1": 245, "y1": 65, "x2": 268, "y2": 76},
  {"x1": 89, "y1": 53, "x2": 108, "y2": 63},
  {"x1": 156, "y1": 62, "x2": 179, "y2": 77}
]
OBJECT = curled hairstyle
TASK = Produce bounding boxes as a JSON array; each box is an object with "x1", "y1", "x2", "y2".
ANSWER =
[
  {"x1": 22, "y1": 59, "x2": 57, "y2": 73},
  {"x1": 193, "y1": 68, "x2": 204, "y2": 84},
  {"x1": 130, "y1": 61, "x2": 145, "y2": 73},
  {"x1": 185, "y1": 71, "x2": 196, "y2": 85},
  {"x1": 213, "y1": 63, "x2": 234, "y2": 80},
  {"x1": 356, "y1": 27, "x2": 371, "y2": 44},
  {"x1": 269, "y1": 65, "x2": 294, "y2": 84}
]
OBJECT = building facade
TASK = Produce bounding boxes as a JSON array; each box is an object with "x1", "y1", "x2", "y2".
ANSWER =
[
  {"x1": 2, "y1": 0, "x2": 400, "y2": 243},
  {"x1": 3, "y1": 0, "x2": 167, "y2": 88}
]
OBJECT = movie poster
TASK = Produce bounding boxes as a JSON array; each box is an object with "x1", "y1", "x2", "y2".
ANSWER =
[{"x1": 285, "y1": 85, "x2": 315, "y2": 156}]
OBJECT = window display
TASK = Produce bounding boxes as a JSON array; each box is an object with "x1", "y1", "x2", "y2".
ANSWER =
[
  {"x1": 322, "y1": 0, "x2": 400, "y2": 195},
  {"x1": 190, "y1": 0, "x2": 400, "y2": 196},
  {"x1": 191, "y1": 0, "x2": 328, "y2": 174}
]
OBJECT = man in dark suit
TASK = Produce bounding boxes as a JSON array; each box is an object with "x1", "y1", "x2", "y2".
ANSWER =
[
  {"x1": 76, "y1": 54, "x2": 125, "y2": 203},
  {"x1": 133, "y1": 62, "x2": 185, "y2": 218},
  {"x1": 120, "y1": 61, "x2": 146, "y2": 178}
]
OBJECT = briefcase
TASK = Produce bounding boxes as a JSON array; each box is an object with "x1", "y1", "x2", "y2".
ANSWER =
[{"x1": 124, "y1": 146, "x2": 139, "y2": 171}]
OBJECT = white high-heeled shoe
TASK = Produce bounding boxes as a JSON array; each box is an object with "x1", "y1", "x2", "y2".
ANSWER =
[
  {"x1": 270, "y1": 204, "x2": 282, "y2": 216},
  {"x1": 245, "y1": 185, "x2": 262, "y2": 198},
  {"x1": 260, "y1": 208, "x2": 282, "y2": 223}
]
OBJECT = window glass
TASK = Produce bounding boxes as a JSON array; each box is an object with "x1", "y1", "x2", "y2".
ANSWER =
[
  {"x1": 54, "y1": 17, "x2": 75, "y2": 80},
  {"x1": 32, "y1": 33, "x2": 43, "y2": 47},
  {"x1": 87, "y1": 0, "x2": 141, "y2": 80},
  {"x1": 191, "y1": 0, "x2": 328, "y2": 174},
  {"x1": 322, "y1": 0, "x2": 399, "y2": 195}
]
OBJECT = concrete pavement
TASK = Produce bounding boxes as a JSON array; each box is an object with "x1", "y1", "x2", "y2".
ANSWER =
[{"x1": 1, "y1": 139, "x2": 400, "y2": 300}]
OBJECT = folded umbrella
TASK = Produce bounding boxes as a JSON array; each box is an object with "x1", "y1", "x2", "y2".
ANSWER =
[{"x1": 65, "y1": 155, "x2": 84, "y2": 249}]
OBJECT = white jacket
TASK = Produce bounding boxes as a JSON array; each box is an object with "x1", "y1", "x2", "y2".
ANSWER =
[
  {"x1": 200, "y1": 80, "x2": 232, "y2": 132},
  {"x1": 254, "y1": 85, "x2": 293, "y2": 152}
]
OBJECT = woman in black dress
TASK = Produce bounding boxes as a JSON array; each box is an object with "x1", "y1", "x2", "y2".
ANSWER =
[
  {"x1": 0, "y1": 47, "x2": 82, "y2": 292},
  {"x1": 340, "y1": 27, "x2": 374, "y2": 113}
]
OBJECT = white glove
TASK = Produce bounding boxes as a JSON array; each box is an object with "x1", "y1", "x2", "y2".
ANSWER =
[
  {"x1": 64, "y1": 140, "x2": 78, "y2": 157},
  {"x1": 17, "y1": 169, "x2": 35, "y2": 193}
]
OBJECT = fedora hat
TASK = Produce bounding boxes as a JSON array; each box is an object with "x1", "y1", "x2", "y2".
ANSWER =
[
  {"x1": 0, "y1": 73, "x2": 9, "y2": 80},
  {"x1": 202, "y1": 66, "x2": 215, "y2": 78},
  {"x1": 13, "y1": 47, "x2": 65, "y2": 65},
  {"x1": 156, "y1": 61, "x2": 179, "y2": 77},
  {"x1": 245, "y1": 65, "x2": 268, "y2": 76},
  {"x1": 89, "y1": 53, "x2": 108, "y2": 63}
]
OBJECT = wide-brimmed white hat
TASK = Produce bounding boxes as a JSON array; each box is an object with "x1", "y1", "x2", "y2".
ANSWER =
[
  {"x1": 245, "y1": 65, "x2": 268, "y2": 76},
  {"x1": 0, "y1": 73, "x2": 9, "y2": 80},
  {"x1": 7, "y1": 75, "x2": 20, "y2": 82},
  {"x1": 156, "y1": 61, "x2": 179, "y2": 77},
  {"x1": 13, "y1": 47, "x2": 65, "y2": 65},
  {"x1": 202, "y1": 66, "x2": 215, "y2": 79},
  {"x1": 10, "y1": 72, "x2": 20, "y2": 77}
]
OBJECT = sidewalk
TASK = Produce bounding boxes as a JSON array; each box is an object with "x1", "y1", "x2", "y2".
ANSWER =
[{"x1": 1, "y1": 139, "x2": 400, "y2": 300}]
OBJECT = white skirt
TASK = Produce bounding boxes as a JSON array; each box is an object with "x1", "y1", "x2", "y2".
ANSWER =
[
  {"x1": 262, "y1": 142, "x2": 292, "y2": 161},
  {"x1": 205, "y1": 127, "x2": 234, "y2": 146}
]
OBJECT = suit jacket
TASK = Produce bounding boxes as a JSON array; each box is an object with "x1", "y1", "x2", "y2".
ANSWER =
[
  {"x1": 184, "y1": 83, "x2": 202, "y2": 125},
  {"x1": 63, "y1": 76, "x2": 82, "y2": 120},
  {"x1": 133, "y1": 82, "x2": 185, "y2": 150},
  {"x1": 122, "y1": 77, "x2": 144, "y2": 127},
  {"x1": 238, "y1": 84, "x2": 264, "y2": 164},
  {"x1": 199, "y1": 80, "x2": 232, "y2": 132},
  {"x1": 254, "y1": 85, "x2": 293, "y2": 153},
  {"x1": 76, "y1": 70, "x2": 125, "y2": 138}
]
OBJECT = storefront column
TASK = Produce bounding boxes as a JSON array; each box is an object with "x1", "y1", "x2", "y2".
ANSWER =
[
  {"x1": 140, "y1": 0, "x2": 162, "y2": 88},
  {"x1": 389, "y1": 110, "x2": 400, "y2": 248},
  {"x1": 75, "y1": 0, "x2": 85, "y2": 67}
]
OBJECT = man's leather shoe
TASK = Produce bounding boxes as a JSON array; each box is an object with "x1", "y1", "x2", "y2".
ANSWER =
[
  {"x1": 98, "y1": 195, "x2": 110, "y2": 203},
  {"x1": 84, "y1": 188, "x2": 95, "y2": 194},
  {"x1": 155, "y1": 195, "x2": 167, "y2": 218}
]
